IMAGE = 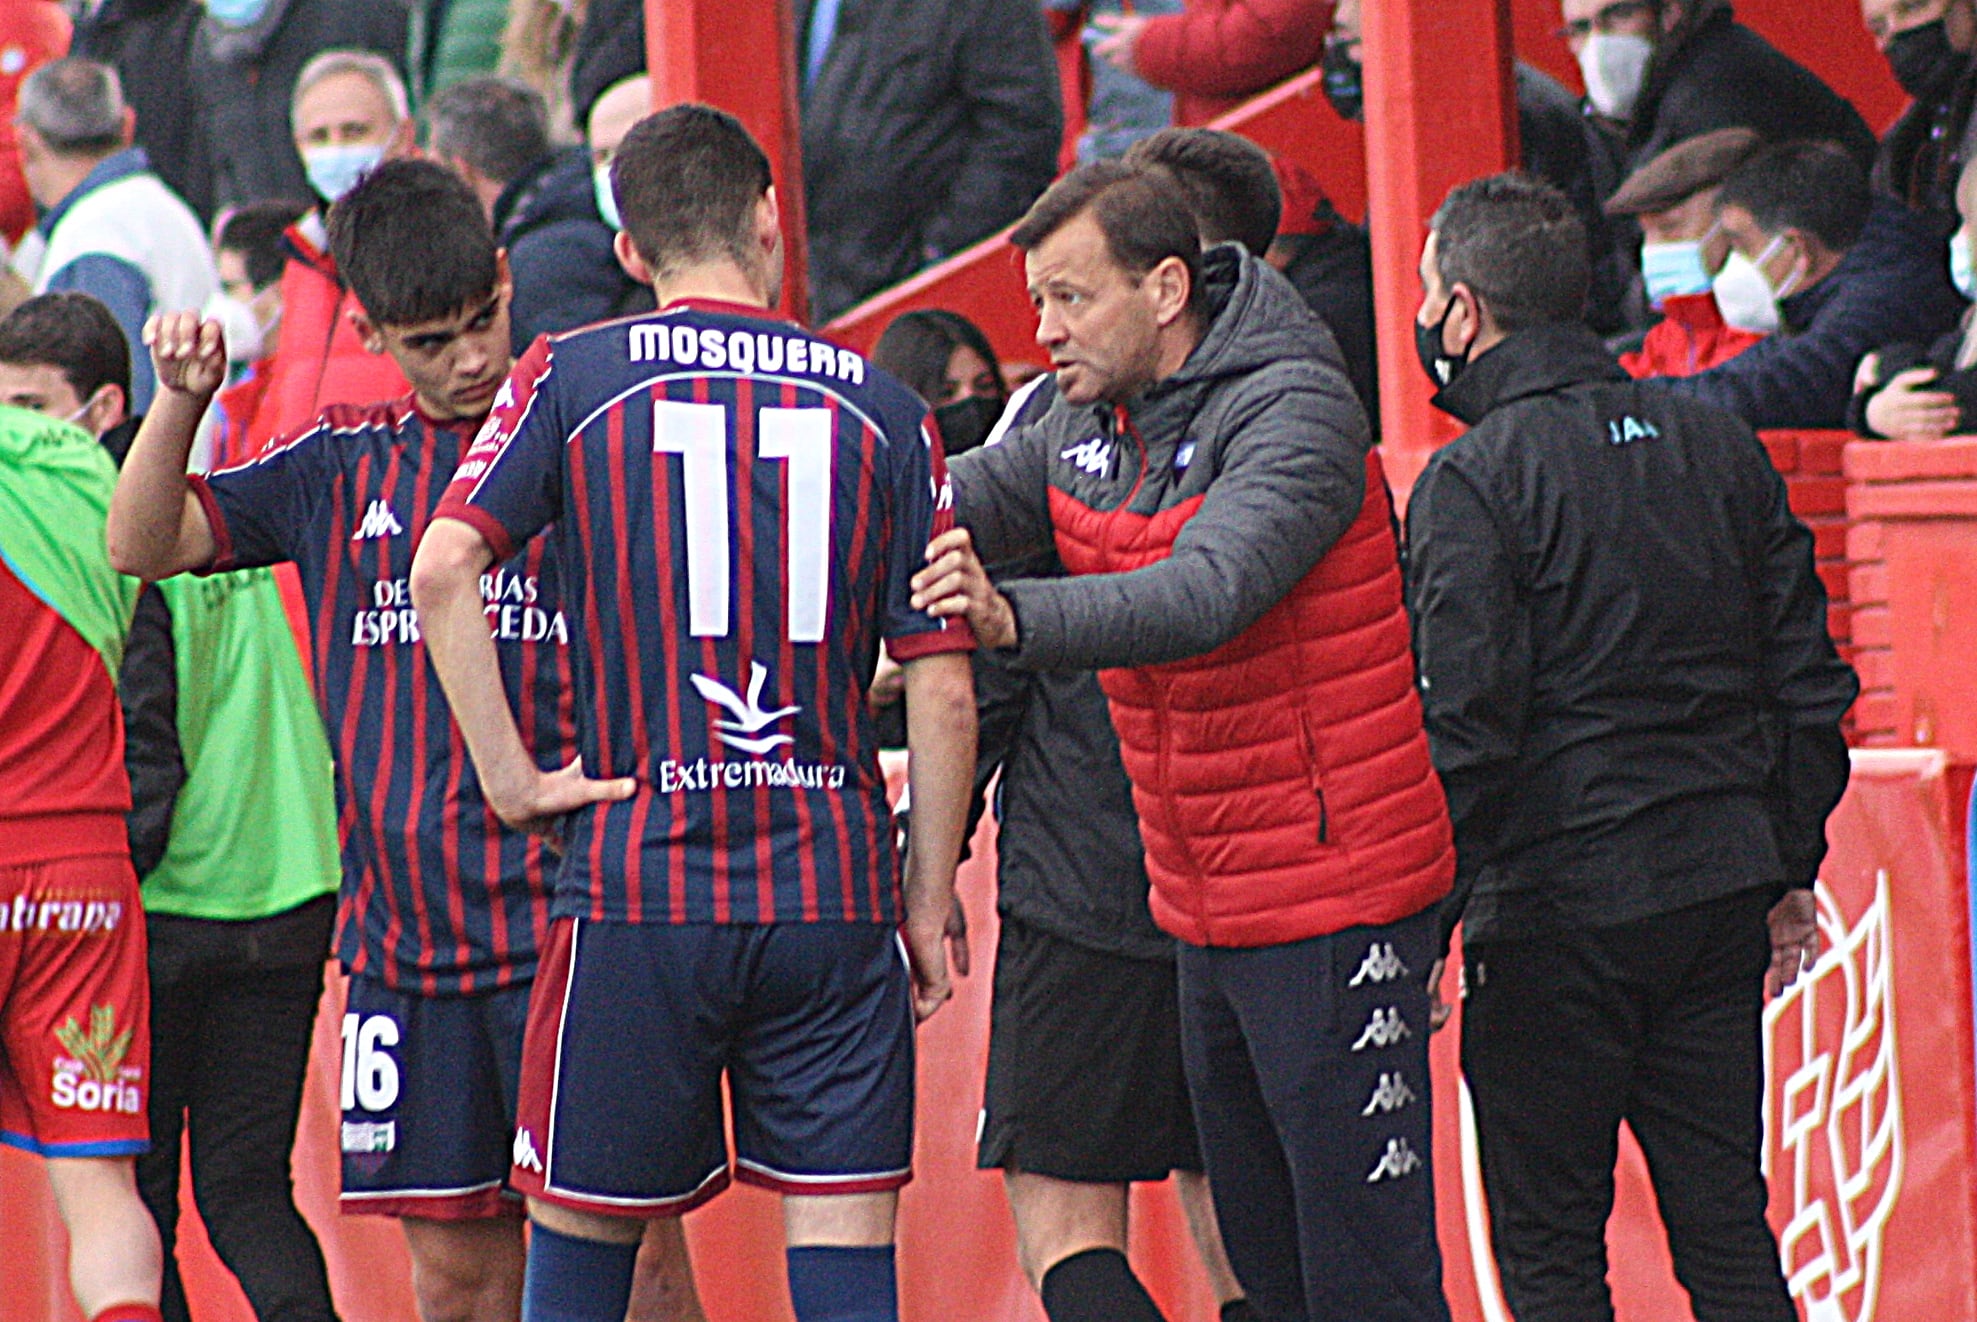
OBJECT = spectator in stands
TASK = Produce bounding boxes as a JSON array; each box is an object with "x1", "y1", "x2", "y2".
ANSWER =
[
  {"x1": 802, "y1": 0, "x2": 1063, "y2": 321},
  {"x1": 425, "y1": 74, "x2": 647, "y2": 352},
  {"x1": 1560, "y1": 0, "x2": 1874, "y2": 175},
  {"x1": 1852, "y1": 156, "x2": 1977, "y2": 440},
  {"x1": 240, "y1": 49, "x2": 411, "y2": 457},
  {"x1": 568, "y1": 0, "x2": 641, "y2": 129},
  {"x1": 12, "y1": 57, "x2": 218, "y2": 415},
  {"x1": 1644, "y1": 140, "x2": 1964, "y2": 429},
  {"x1": 190, "y1": 0, "x2": 408, "y2": 213},
  {"x1": 205, "y1": 199, "x2": 307, "y2": 470},
  {"x1": 1865, "y1": 0, "x2": 1977, "y2": 236},
  {"x1": 872, "y1": 309, "x2": 1009, "y2": 456},
  {"x1": 1045, "y1": 1, "x2": 1184, "y2": 162},
  {"x1": 1262, "y1": 157, "x2": 1381, "y2": 431},
  {"x1": 1607, "y1": 127, "x2": 1766, "y2": 378},
  {"x1": 408, "y1": 0, "x2": 505, "y2": 102},
  {"x1": 1405, "y1": 169, "x2": 1857, "y2": 1322},
  {"x1": 71, "y1": 0, "x2": 210, "y2": 221},
  {"x1": 1087, "y1": 0, "x2": 1328, "y2": 127},
  {"x1": 499, "y1": 0, "x2": 590, "y2": 142},
  {"x1": 1320, "y1": 0, "x2": 1640, "y2": 334}
]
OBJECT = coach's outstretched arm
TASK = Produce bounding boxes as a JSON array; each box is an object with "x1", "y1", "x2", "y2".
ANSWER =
[
  {"x1": 106, "y1": 312, "x2": 222, "y2": 580},
  {"x1": 899, "y1": 651, "x2": 977, "y2": 1024},
  {"x1": 412, "y1": 518, "x2": 637, "y2": 832}
]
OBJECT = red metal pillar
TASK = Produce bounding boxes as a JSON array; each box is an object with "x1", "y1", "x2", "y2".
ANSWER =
[
  {"x1": 1361, "y1": 0, "x2": 1518, "y2": 497},
  {"x1": 644, "y1": 0, "x2": 811, "y2": 323}
]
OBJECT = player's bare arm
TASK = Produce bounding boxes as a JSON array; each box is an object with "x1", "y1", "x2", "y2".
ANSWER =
[
  {"x1": 899, "y1": 650, "x2": 977, "y2": 1023},
  {"x1": 105, "y1": 311, "x2": 222, "y2": 580},
  {"x1": 911, "y1": 528, "x2": 1016, "y2": 649},
  {"x1": 411, "y1": 517, "x2": 636, "y2": 833}
]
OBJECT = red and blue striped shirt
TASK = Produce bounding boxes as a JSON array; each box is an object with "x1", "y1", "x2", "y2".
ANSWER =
[
  {"x1": 436, "y1": 301, "x2": 972, "y2": 926},
  {"x1": 189, "y1": 397, "x2": 576, "y2": 994}
]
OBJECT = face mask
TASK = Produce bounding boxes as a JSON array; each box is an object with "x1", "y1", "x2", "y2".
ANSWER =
[
  {"x1": 1640, "y1": 239, "x2": 1713, "y2": 306},
  {"x1": 1321, "y1": 40, "x2": 1363, "y2": 122},
  {"x1": 63, "y1": 391, "x2": 104, "y2": 430},
  {"x1": 1954, "y1": 230, "x2": 1975, "y2": 300},
  {"x1": 203, "y1": 0, "x2": 273, "y2": 25},
  {"x1": 204, "y1": 290, "x2": 265, "y2": 363},
  {"x1": 303, "y1": 143, "x2": 384, "y2": 204},
  {"x1": 1886, "y1": 18, "x2": 1965, "y2": 101},
  {"x1": 933, "y1": 395, "x2": 1003, "y2": 457},
  {"x1": 1577, "y1": 32, "x2": 1654, "y2": 120},
  {"x1": 593, "y1": 162, "x2": 622, "y2": 231},
  {"x1": 1415, "y1": 299, "x2": 1470, "y2": 390},
  {"x1": 1712, "y1": 237, "x2": 1788, "y2": 335}
]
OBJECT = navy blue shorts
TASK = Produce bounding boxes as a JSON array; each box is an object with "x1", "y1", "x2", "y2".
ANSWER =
[
  {"x1": 512, "y1": 918, "x2": 915, "y2": 1218},
  {"x1": 338, "y1": 974, "x2": 530, "y2": 1219}
]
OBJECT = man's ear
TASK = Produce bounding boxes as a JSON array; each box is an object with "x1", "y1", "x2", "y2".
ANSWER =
[
  {"x1": 348, "y1": 307, "x2": 384, "y2": 355},
  {"x1": 385, "y1": 118, "x2": 416, "y2": 161},
  {"x1": 119, "y1": 106, "x2": 137, "y2": 149},
  {"x1": 758, "y1": 187, "x2": 782, "y2": 258},
  {"x1": 494, "y1": 248, "x2": 514, "y2": 301},
  {"x1": 1444, "y1": 282, "x2": 1483, "y2": 356},
  {"x1": 613, "y1": 229, "x2": 653, "y2": 284},
  {"x1": 1147, "y1": 254, "x2": 1193, "y2": 328}
]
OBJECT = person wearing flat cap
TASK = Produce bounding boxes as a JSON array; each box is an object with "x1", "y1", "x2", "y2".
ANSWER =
[{"x1": 1609, "y1": 127, "x2": 1768, "y2": 378}]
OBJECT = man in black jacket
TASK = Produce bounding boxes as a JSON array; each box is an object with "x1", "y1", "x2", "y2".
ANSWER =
[
  {"x1": 1866, "y1": 0, "x2": 1977, "y2": 235},
  {"x1": 71, "y1": 0, "x2": 213, "y2": 220},
  {"x1": 1405, "y1": 173, "x2": 1858, "y2": 1322}
]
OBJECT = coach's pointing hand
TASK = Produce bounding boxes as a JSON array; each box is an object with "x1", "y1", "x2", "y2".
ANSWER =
[{"x1": 912, "y1": 528, "x2": 1017, "y2": 648}]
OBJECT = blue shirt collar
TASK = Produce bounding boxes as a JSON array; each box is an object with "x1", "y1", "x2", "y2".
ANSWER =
[{"x1": 37, "y1": 148, "x2": 154, "y2": 239}]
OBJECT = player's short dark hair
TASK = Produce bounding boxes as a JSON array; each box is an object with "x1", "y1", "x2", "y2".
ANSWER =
[
  {"x1": 1122, "y1": 128, "x2": 1280, "y2": 257},
  {"x1": 1716, "y1": 140, "x2": 1872, "y2": 254},
  {"x1": 871, "y1": 309, "x2": 1004, "y2": 408},
  {"x1": 423, "y1": 76, "x2": 552, "y2": 189},
  {"x1": 216, "y1": 198, "x2": 309, "y2": 291},
  {"x1": 0, "y1": 292, "x2": 131, "y2": 400},
  {"x1": 326, "y1": 158, "x2": 497, "y2": 328},
  {"x1": 1011, "y1": 162, "x2": 1204, "y2": 313},
  {"x1": 1430, "y1": 172, "x2": 1588, "y2": 332},
  {"x1": 611, "y1": 104, "x2": 773, "y2": 277}
]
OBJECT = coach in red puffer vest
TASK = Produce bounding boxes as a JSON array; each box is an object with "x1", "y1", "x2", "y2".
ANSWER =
[{"x1": 932, "y1": 161, "x2": 1456, "y2": 1321}]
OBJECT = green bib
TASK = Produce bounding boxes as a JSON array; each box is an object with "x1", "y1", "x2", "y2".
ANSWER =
[{"x1": 140, "y1": 567, "x2": 340, "y2": 920}]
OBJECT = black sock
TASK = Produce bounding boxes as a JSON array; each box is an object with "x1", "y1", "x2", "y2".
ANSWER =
[
  {"x1": 1039, "y1": 1247, "x2": 1165, "y2": 1322},
  {"x1": 1219, "y1": 1300, "x2": 1262, "y2": 1322}
]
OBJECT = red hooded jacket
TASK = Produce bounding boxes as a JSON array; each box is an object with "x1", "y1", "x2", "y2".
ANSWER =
[
  {"x1": 1620, "y1": 291, "x2": 1765, "y2": 380},
  {"x1": 1134, "y1": 0, "x2": 1331, "y2": 126}
]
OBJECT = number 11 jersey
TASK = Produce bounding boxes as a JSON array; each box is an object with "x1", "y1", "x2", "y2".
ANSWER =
[{"x1": 436, "y1": 299, "x2": 973, "y2": 927}]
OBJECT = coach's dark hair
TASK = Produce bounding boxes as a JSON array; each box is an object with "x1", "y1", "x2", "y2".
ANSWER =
[
  {"x1": 217, "y1": 198, "x2": 309, "y2": 291},
  {"x1": 424, "y1": 76, "x2": 552, "y2": 189},
  {"x1": 1715, "y1": 140, "x2": 1871, "y2": 254},
  {"x1": 1011, "y1": 162, "x2": 1204, "y2": 313},
  {"x1": 1123, "y1": 128, "x2": 1280, "y2": 258},
  {"x1": 0, "y1": 292, "x2": 131, "y2": 401},
  {"x1": 611, "y1": 104, "x2": 773, "y2": 277},
  {"x1": 872, "y1": 309, "x2": 1005, "y2": 409},
  {"x1": 1430, "y1": 172, "x2": 1588, "y2": 332},
  {"x1": 327, "y1": 158, "x2": 498, "y2": 327}
]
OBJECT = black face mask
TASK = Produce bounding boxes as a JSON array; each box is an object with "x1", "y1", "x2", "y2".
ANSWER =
[
  {"x1": 1321, "y1": 41, "x2": 1364, "y2": 122},
  {"x1": 1415, "y1": 299, "x2": 1470, "y2": 390},
  {"x1": 1887, "y1": 18, "x2": 1966, "y2": 101},
  {"x1": 933, "y1": 394, "x2": 1003, "y2": 456}
]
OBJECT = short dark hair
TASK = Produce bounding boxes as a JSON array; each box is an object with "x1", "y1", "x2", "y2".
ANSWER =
[
  {"x1": 1011, "y1": 162, "x2": 1203, "y2": 311},
  {"x1": 17, "y1": 58, "x2": 125, "y2": 157},
  {"x1": 872, "y1": 309, "x2": 1005, "y2": 408},
  {"x1": 1715, "y1": 140, "x2": 1871, "y2": 254},
  {"x1": 423, "y1": 76, "x2": 552, "y2": 189},
  {"x1": 216, "y1": 198, "x2": 309, "y2": 291},
  {"x1": 1430, "y1": 172, "x2": 1588, "y2": 332},
  {"x1": 0, "y1": 292, "x2": 131, "y2": 401},
  {"x1": 612, "y1": 104, "x2": 773, "y2": 276},
  {"x1": 326, "y1": 158, "x2": 497, "y2": 327},
  {"x1": 1122, "y1": 128, "x2": 1280, "y2": 257}
]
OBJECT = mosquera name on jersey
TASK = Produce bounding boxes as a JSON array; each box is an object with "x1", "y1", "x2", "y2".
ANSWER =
[
  {"x1": 436, "y1": 300, "x2": 972, "y2": 928},
  {"x1": 187, "y1": 397, "x2": 578, "y2": 995}
]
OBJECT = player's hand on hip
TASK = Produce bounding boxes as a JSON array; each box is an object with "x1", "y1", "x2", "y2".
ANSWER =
[
  {"x1": 491, "y1": 758, "x2": 637, "y2": 838},
  {"x1": 144, "y1": 311, "x2": 228, "y2": 401},
  {"x1": 1765, "y1": 887, "x2": 1820, "y2": 997},
  {"x1": 910, "y1": 528, "x2": 1017, "y2": 648},
  {"x1": 902, "y1": 902, "x2": 954, "y2": 1023}
]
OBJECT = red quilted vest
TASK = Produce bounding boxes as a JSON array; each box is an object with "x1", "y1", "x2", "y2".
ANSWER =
[{"x1": 1050, "y1": 449, "x2": 1454, "y2": 947}]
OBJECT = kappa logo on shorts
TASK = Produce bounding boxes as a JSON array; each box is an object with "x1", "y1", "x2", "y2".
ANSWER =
[
  {"x1": 341, "y1": 1119, "x2": 396, "y2": 1153},
  {"x1": 50, "y1": 1005, "x2": 142, "y2": 1113},
  {"x1": 1347, "y1": 941, "x2": 1410, "y2": 987},
  {"x1": 351, "y1": 498, "x2": 405, "y2": 541},
  {"x1": 512, "y1": 1128, "x2": 544, "y2": 1174},
  {"x1": 1351, "y1": 1007, "x2": 1411, "y2": 1051},
  {"x1": 1366, "y1": 1137, "x2": 1424, "y2": 1183},
  {"x1": 692, "y1": 661, "x2": 800, "y2": 756},
  {"x1": 1362, "y1": 1071, "x2": 1417, "y2": 1116}
]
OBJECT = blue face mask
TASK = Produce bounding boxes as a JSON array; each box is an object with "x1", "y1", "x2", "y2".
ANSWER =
[
  {"x1": 593, "y1": 162, "x2": 622, "y2": 232},
  {"x1": 303, "y1": 143, "x2": 383, "y2": 204},
  {"x1": 1640, "y1": 240, "x2": 1713, "y2": 307},
  {"x1": 1953, "y1": 231, "x2": 1974, "y2": 300},
  {"x1": 204, "y1": 0, "x2": 273, "y2": 25}
]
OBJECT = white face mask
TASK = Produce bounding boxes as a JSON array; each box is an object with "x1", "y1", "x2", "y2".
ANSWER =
[
  {"x1": 1578, "y1": 32, "x2": 1654, "y2": 120},
  {"x1": 593, "y1": 161, "x2": 622, "y2": 231},
  {"x1": 1712, "y1": 235, "x2": 1791, "y2": 335},
  {"x1": 204, "y1": 290, "x2": 266, "y2": 364}
]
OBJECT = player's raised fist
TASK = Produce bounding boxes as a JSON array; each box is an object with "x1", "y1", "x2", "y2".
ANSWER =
[{"x1": 143, "y1": 311, "x2": 228, "y2": 401}]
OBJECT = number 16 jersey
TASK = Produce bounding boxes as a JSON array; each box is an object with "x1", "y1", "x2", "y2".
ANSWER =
[{"x1": 436, "y1": 300, "x2": 972, "y2": 928}]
